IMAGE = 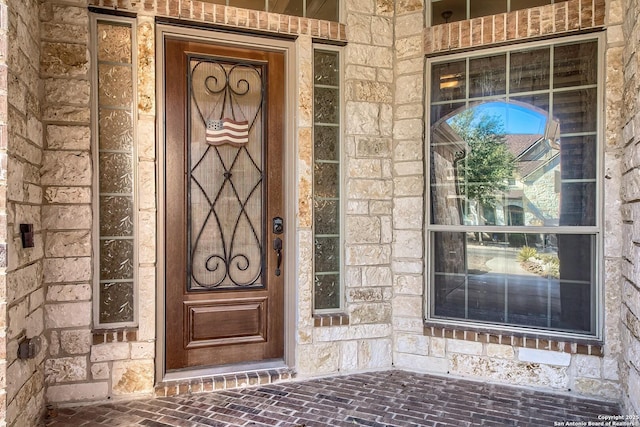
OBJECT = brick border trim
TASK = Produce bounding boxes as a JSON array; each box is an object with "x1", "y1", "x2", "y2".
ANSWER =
[
  {"x1": 92, "y1": 329, "x2": 138, "y2": 345},
  {"x1": 154, "y1": 367, "x2": 295, "y2": 397},
  {"x1": 425, "y1": 0, "x2": 605, "y2": 55},
  {"x1": 424, "y1": 325, "x2": 603, "y2": 356},
  {"x1": 88, "y1": 0, "x2": 347, "y2": 43},
  {"x1": 313, "y1": 313, "x2": 350, "y2": 327}
]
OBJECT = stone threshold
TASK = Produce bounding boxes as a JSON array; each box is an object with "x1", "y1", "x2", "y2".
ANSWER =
[{"x1": 154, "y1": 367, "x2": 296, "y2": 397}]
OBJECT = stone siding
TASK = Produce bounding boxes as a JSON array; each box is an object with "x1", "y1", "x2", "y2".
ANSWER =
[
  {"x1": 391, "y1": 0, "x2": 425, "y2": 355},
  {"x1": 297, "y1": 0, "x2": 396, "y2": 375},
  {"x1": 621, "y1": 0, "x2": 640, "y2": 415},
  {"x1": 0, "y1": 0, "x2": 8, "y2": 423},
  {"x1": 3, "y1": 0, "x2": 46, "y2": 425},
  {"x1": 41, "y1": 0, "x2": 158, "y2": 404},
  {"x1": 0, "y1": 0, "x2": 635, "y2": 423},
  {"x1": 40, "y1": 0, "x2": 96, "y2": 405}
]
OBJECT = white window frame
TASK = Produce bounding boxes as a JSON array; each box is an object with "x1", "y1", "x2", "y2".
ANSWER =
[{"x1": 424, "y1": 33, "x2": 605, "y2": 340}]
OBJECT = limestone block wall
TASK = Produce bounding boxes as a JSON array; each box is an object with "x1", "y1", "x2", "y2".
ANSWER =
[
  {"x1": 0, "y1": 1, "x2": 8, "y2": 423},
  {"x1": 297, "y1": 0, "x2": 395, "y2": 375},
  {"x1": 390, "y1": 0, "x2": 428, "y2": 367},
  {"x1": 620, "y1": 0, "x2": 640, "y2": 415},
  {"x1": 41, "y1": 0, "x2": 157, "y2": 403},
  {"x1": 40, "y1": 0, "x2": 97, "y2": 403},
  {"x1": 4, "y1": 0, "x2": 46, "y2": 425}
]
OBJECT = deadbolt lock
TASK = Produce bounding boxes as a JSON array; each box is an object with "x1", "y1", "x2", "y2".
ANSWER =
[{"x1": 273, "y1": 217, "x2": 284, "y2": 234}]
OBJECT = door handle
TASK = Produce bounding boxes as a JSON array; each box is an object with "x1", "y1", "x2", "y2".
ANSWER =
[{"x1": 273, "y1": 237, "x2": 282, "y2": 276}]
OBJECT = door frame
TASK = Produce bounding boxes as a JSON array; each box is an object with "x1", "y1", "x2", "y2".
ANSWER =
[{"x1": 156, "y1": 24, "x2": 297, "y2": 383}]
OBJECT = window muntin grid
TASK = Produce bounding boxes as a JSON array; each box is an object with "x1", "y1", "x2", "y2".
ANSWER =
[{"x1": 426, "y1": 35, "x2": 603, "y2": 337}]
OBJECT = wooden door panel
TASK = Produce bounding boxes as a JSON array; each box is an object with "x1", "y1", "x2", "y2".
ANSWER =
[
  {"x1": 186, "y1": 298, "x2": 267, "y2": 346},
  {"x1": 164, "y1": 37, "x2": 285, "y2": 371}
]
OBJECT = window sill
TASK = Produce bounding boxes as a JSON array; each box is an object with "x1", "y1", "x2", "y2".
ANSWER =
[
  {"x1": 424, "y1": 323, "x2": 603, "y2": 356},
  {"x1": 314, "y1": 313, "x2": 349, "y2": 327}
]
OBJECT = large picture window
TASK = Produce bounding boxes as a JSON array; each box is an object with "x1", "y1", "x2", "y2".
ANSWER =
[{"x1": 426, "y1": 35, "x2": 602, "y2": 337}]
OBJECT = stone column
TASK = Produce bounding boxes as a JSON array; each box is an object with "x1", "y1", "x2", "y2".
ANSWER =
[
  {"x1": 5, "y1": 0, "x2": 46, "y2": 425},
  {"x1": 342, "y1": 0, "x2": 395, "y2": 371},
  {"x1": 391, "y1": 1, "x2": 434, "y2": 370},
  {"x1": 295, "y1": 33, "x2": 315, "y2": 354},
  {"x1": 619, "y1": 0, "x2": 640, "y2": 415},
  {"x1": 0, "y1": 0, "x2": 8, "y2": 422},
  {"x1": 40, "y1": 0, "x2": 97, "y2": 403}
]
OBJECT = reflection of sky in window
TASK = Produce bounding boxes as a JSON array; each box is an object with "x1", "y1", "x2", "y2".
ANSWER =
[{"x1": 447, "y1": 101, "x2": 547, "y2": 135}]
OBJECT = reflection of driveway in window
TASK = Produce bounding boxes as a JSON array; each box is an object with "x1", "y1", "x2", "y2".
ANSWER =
[{"x1": 467, "y1": 243, "x2": 533, "y2": 276}]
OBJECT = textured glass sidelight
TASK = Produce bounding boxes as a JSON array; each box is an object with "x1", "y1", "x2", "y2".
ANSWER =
[
  {"x1": 188, "y1": 57, "x2": 265, "y2": 290},
  {"x1": 99, "y1": 282, "x2": 134, "y2": 325},
  {"x1": 96, "y1": 21, "x2": 135, "y2": 325},
  {"x1": 98, "y1": 64, "x2": 134, "y2": 108},
  {"x1": 314, "y1": 87, "x2": 340, "y2": 123},
  {"x1": 99, "y1": 152, "x2": 133, "y2": 194},
  {"x1": 313, "y1": 49, "x2": 341, "y2": 311},
  {"x1": 99, "y1": 196, "x2": 133, "y2": 236},
  {"x1": 100, "y1": 239, "x2": 135, "y2": 281},
  {"x1": 97, "y1": 23, "x2": 132, "y2": 63},
  {"x1": 98, "y1": 109, "x2": 133, "y2": 151}
]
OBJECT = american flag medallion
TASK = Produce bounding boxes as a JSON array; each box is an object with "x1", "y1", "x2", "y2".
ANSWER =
[{"x1": 206, "y1": 118, "x2": 249, "y2": 146}]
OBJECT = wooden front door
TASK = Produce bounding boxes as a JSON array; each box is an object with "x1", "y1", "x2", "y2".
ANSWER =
[{"x1": 164, "y1": 37, "x2": 285, "y2": 371}]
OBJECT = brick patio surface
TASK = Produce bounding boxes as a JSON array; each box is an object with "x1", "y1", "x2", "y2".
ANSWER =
[{"x1": 44, "y1": 370, "x2": 624, "y2": 426}]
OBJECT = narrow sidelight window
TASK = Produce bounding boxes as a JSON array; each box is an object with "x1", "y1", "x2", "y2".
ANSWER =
[
  {"x1": 92, "y1": 17, "x2": 137, "y2": 328},
  {"x1": 313, "y1": 47, "x2": 343, "y2": 312}
]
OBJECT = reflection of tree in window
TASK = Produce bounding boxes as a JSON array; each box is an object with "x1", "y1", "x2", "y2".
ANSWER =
[{"x1": 449, "y1": 109, "x2": 516, "y2": 211}]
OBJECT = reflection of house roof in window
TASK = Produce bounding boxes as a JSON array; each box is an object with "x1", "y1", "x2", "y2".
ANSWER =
[
  {"x1": 504, "y1": 134, "x2": 557, "y2": 179},
  {"x1": 504, "y1": 134, "x2": 544, "y2": 158},
  {"x1": 518, "y1": 159, "x2": 547, "y2": 177}
]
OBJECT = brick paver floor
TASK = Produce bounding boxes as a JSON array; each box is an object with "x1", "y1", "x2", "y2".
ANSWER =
[{"x1": 44, "y1": 370, "x2": 623, "y2": 426}]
